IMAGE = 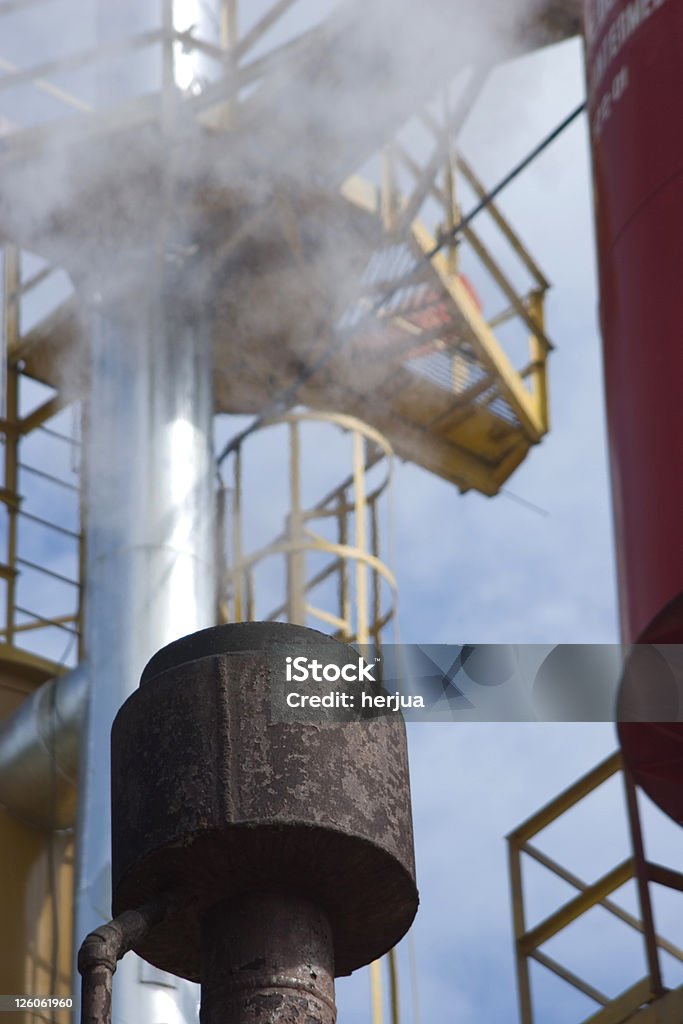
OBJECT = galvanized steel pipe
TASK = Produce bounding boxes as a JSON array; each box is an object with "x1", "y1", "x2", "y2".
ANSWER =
[
  {"x1": 74, "y1": 257, "x2": 216, "y2": 1024},
  {"x1": 0, "y1": 664, "x2": 87, "y2": 829}
]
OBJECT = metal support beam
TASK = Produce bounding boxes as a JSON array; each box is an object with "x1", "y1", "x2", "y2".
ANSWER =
[
  {"x1": 3, "y1": 246, "x2": 19, "y2": 645},
  {"x1": 623, "y1": 769, "x2": 663, "y2": 998}
]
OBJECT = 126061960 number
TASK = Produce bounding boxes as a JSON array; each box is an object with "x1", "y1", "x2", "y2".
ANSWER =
[{"x1": 7, "y1": 997, "x2": 73, "y2": 1010}]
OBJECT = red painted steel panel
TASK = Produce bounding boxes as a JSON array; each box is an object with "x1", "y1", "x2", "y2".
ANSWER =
[
  {"x1": 586, "y1": 0, "x2": 683, "y2": 647},
  {"x1": 586, "y1": 0, "x2": 683, "y2": 815}
]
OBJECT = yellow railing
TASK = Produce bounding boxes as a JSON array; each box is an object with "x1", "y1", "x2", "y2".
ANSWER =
[
  {"x1": 340, "y1": 84, "x2": 552, "y2": 494},
  {"x1": 0, "y1": 244, "x2": 84, "y2": 674},
  {"x1": 219, "y1": 411, "x2": 397, "y2": 647},
  {"x1": 508, "y1": 752, "x2": 683, "y2": 1024}
]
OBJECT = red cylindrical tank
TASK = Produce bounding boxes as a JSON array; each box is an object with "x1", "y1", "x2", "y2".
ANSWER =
[{"x1": 585, "y1": 0, "x2": 683, "y2": 816}]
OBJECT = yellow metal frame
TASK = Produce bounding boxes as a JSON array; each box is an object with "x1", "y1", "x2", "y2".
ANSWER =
[
  {"x1": 0, "y1": 244, "x2": 84, "y2": 678},
  {"x1": 509, "y1": 752, "x2": 683, "y2": 1024},
  {"x1": 339, "y1": 92, "x2": 551, "y2": 494},
  {"x1": 220, "y1": 410, "x2": 397, "y2": 647}
]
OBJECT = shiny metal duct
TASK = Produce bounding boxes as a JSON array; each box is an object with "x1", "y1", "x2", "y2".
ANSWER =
[
  {"x1": 74, "y1": 268, "x2": 216, "y2": 1024},
  {"x1": 93, "y1": 0, "x2": 222, "y2": 102},
  {"x1": 0, "y1": 665, "x2": 87, "y2": 830}
]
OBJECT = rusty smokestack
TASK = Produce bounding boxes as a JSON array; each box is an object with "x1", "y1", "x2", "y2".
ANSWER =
[{"x1": 82, "y1": 621, "x2": 418, "y2": 1024}]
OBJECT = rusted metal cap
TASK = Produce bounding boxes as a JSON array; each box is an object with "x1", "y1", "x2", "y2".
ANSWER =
[{"x1": 111, "y1": 622, "x2": 418, "y2": 979}]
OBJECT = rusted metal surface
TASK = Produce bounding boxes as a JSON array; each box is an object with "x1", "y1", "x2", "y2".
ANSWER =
[
  {"x1": 78, "y1": 898, "x2": 179, "y2": 1024},
  {"x1": 200, "y1": 893, "x2": 336, "y2": 1024},
  {"x1": 110, "y1": 621, "x2": 418, "y2": 982},
  {"x1": 80, "y1": 962, "x2": 112, "y2": 1024}
]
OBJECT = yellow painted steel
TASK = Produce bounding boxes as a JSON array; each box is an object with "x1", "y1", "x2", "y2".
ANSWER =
[
  {"x1": 0, "y1": 806, "x2": 74, "y2": 1021},
  {"x1": 353, "y1": 430, "x2": 369, "y2": 646},
  {"x1": 221, "y1": 411, "x2": 397, "y2": 646},
  {"x1": 334, "y1": 102, "x2": 552, "y2": 494},
  {"x1": 0, "y1": 667, "x2": 74, "y2": 1024},
  {"x1": 0, "y1": 247, "x2": 84, "y2": 671},
  {"x1": 519, "y1": 859, "x2": 634, "y2": 955},
  {"x1": 388, "y1": 948, "x2": 401, "y2": 1024},
  {"x1": 528, "y1": 291, "x2": 550, "y2": 433},
  {"x1": 508, "y1": 752, "x2": 683, "y2": 1024},
  {"x1": 596, "y1": 986, "x2": 683, "y2": 1024},
  {"x1": 582, "y1": 980, "x2": 654, "y2": 1024},
  {"x1": 410, "y1": 220, "x2": 545, "y2": 442},
  {"x1": 0, "y1": 245, "x2": 81, "y2": 1015},
  {"x1": 370, "y1": 948, "x2": 401, "y2": 1024},
  {"x1": 509, "y1": 752, "x2": 622, "y2": 846},
  {"x1": 371, "y1": 959, "x2": 384, "y2": 1024},
  {"x1": 287, "y1": 420, "x2": 306, "y2": 625}
]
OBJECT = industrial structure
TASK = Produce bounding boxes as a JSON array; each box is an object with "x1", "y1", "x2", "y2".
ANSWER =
[{"x1": 0, "y1": 0, "x2": 680, "y2": 1022}]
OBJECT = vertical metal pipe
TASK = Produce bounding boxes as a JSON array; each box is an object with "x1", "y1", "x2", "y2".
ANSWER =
[
  {"x1": 508, "y1": 839, "x2": 533, "y2": 1024},
  {"x1": 370, "y1": 500, "x2": 381, "y2": 647},
  {"x1": 370, "y1": 960, "x2": 384, "y2": 1024},
  {"x1": 3, "y1": 245, "x2": 20, "y2": 644},
  {"x1": 231, "y1": 446, "x2": 243, "y2": 621},
  {"x1": 93, "y1": 0, "x2": 222, "y2": 107},
  {"x1": 220, "y1": 0, "x2": 239, "y2": 129},
  {"x1": 200, "y1": 893, "x2": 336, "y2": 1024},
  {"x1": 387, "y1": 948, "x2": 400, "y2": 1024},
  {"x1": 528, "y1": 291, "x2": 548, "y2": 434},
  {"x1": 81, "y1": 963, "x2": 113, "y2": 1024},
  {"x1": 74, "y1": 270, "x2": 216, "y2": 1024},
  {"x1": 353, "y1": 431, "x2": 368, "y2": 645},
  {"x1": 380, "y1": 145, "x2": 397, "y2": 233},
  {"x1": 337, "y1": 493, "x2": 350, "y2": 639},
  {"x1": 161, "y1": 0, "x2": 177, "y2": 133},
  {"x1": 287, "y1": 420, "x2": 305, "y2": 625}
]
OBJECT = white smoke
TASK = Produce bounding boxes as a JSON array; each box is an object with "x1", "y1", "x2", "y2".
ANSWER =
[{"x1": 0, "y1": 0, "x2": 583, "y2": 662}]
